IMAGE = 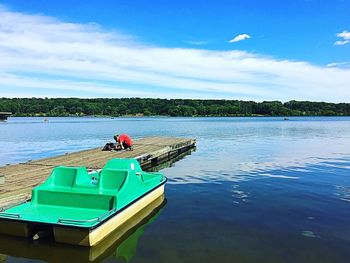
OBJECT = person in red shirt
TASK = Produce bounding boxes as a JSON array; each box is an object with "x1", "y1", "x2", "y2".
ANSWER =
[{"x1": 114, "y1": 134, "x2": 133, "y2": 150}]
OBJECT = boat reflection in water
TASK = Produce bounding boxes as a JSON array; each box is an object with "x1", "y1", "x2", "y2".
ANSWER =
[{"x1": 0, "y1": 194, "x2": 166, "y2": 263}]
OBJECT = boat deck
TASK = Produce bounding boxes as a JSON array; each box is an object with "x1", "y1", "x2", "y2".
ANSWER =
[{"x1": 0, "y1": 137, "x2": 195, "y2": 208}]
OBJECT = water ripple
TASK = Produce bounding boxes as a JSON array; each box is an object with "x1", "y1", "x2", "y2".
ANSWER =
[{"x1": 334, "y1": 185, "x2": 350, "y2": 203}]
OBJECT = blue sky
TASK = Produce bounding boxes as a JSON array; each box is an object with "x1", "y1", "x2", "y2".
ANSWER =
[{"x1": 0, "y1": 0, "x2": 349, "y2": 101}]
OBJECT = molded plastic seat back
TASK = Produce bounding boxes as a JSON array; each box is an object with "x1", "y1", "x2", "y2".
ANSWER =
[
  {"x1": 99, "y1": 169, "x2": 128, "y2": 191},
  {"x1": 73, "y1": 167, "x2": 94, "y2": 188},
  {"x1": 103, "y1": 158, "x2": 142, "y2": 172},
  {"x1": 50, "y1": 166, "x2": 79, "y2": 187}
]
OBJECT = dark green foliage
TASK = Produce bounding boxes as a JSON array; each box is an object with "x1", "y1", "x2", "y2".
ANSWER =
[{"x1": 0, "y1": 98, "x2": 349, "y2": 117}]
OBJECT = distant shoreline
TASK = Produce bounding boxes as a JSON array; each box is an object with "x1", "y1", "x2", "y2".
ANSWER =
[
  {"x1": 7, "y1": 115, "x2": 350, "y2": 119},
  {"x1": 1, "y1": 98, "x2": 350, "y2": 117},
  {"x1": 8, "y1": 114, "x2": 350, "y2": 118}
]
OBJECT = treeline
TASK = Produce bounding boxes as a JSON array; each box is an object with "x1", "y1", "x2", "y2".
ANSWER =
[{"x1": 1, "y1": 98, "x2": 350, "y2": 117}]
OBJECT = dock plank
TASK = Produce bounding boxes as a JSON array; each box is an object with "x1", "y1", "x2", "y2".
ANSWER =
[{"x1": 0, "y1": 136, "x2": 195, "y2": 207}]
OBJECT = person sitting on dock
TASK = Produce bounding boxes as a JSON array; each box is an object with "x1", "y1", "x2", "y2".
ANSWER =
[{"x1": 114, "y1": 134, "x2": 133, "y2": 150}]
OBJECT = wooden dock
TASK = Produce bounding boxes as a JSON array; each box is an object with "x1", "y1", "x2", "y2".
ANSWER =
[{"x1": 0, "y1": 137, "x2": 195, "y2": 208}]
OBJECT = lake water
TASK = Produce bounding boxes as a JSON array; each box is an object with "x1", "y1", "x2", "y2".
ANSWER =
[{"x1": 0, "y1": 117, "x2": 350, "y2": 263}]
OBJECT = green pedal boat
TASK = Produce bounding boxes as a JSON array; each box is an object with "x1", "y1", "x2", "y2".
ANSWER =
[{"x1": 0, "y1": 158, "x2": 166, "y2": 246}]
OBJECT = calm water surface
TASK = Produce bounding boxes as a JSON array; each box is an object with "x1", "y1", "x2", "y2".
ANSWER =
[{"x1": 0, "y1": 117, "x2": 350, "y2": 263}]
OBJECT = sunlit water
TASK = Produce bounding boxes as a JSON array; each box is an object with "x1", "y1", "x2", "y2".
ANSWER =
[{"x1": 0, "y1": 117, "x2": 350, "y2": 262}]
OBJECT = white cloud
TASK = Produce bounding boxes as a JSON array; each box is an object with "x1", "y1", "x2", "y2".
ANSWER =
[
  {"x1": 334, "y1": 40, "x2": 349, "y2": 46},
  {"x1": 334, "y1": 30, "x2": 350, "y2": 46},
  {"x1": 327, "y1": 62, "x2": 350, "y2": 68},
  {"x1": 229, "y1": 34, "x2": 251, "y2": 43},
  {"x1": 338, "y1": 31, "x2": 350, "y2": 39},
  {"x1": 0, "y1": 6, "x2": 350, "y2": 102}
]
